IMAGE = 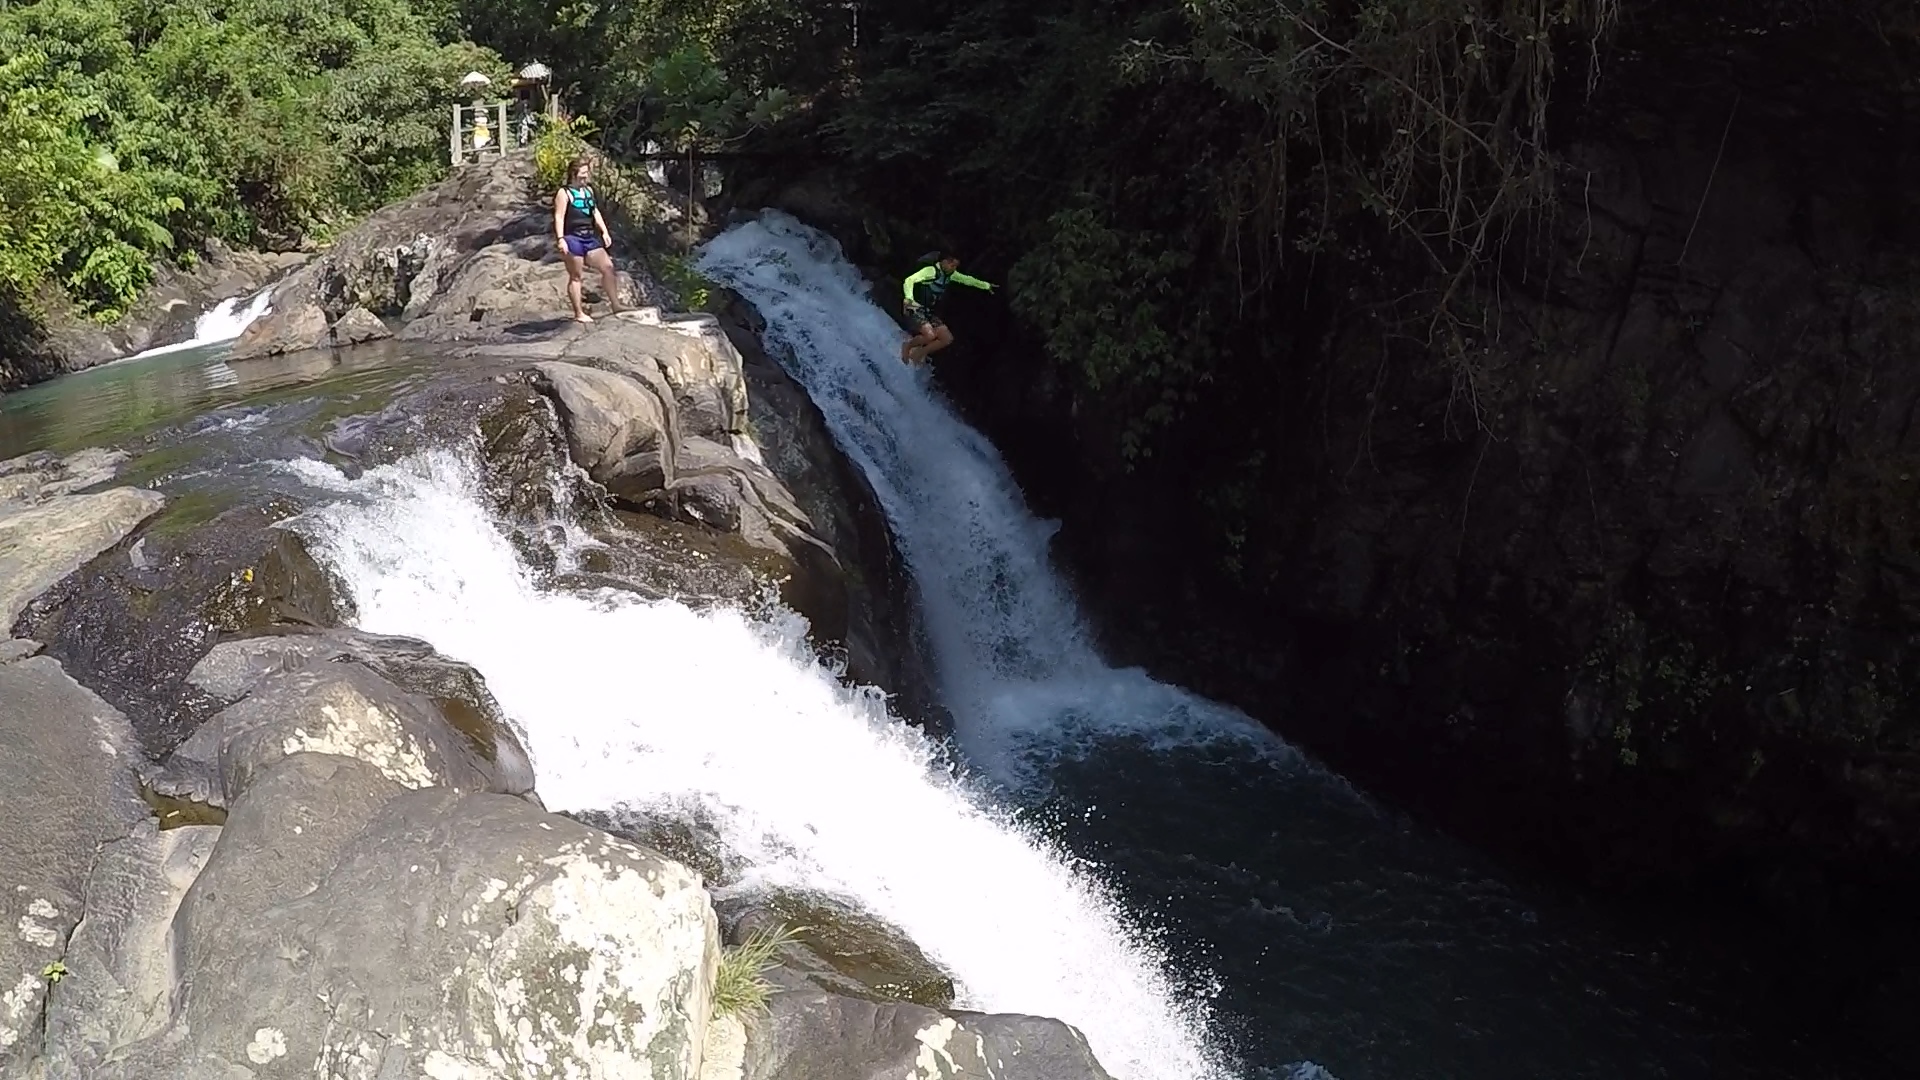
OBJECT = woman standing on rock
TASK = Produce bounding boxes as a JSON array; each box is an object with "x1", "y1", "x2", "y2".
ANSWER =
[{"x1": 553, "y1": 156, "x2": 624, "y2": 323}]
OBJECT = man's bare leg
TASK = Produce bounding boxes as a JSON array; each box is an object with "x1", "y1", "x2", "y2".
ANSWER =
[
  {"x1": 920, "y1": 326, "x2": 956, "y2": 359},
  {"x1": 902, "y1": 326, "x2": 934, "y2": 363}
]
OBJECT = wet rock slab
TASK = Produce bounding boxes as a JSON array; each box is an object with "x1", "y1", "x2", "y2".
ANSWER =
[
  {"x1": 0, "y1": 448, "x2": 164, "y2": 632},
  {"x1": 737, "y1": 966, "x2": 1113, "y2": 1080},
  {"x1": 716, "y1": 890, "x2": 955, "y2": 1009},
  {"x1": 0, "y1": 657, "x2": 147, "y2": 1070},
  {"x1": 15, "y1": 496, "x2": 346, "y2": 757}
]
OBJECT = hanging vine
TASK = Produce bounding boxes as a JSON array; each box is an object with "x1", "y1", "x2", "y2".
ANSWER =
[{"x1": 1127, "y1": 0, "x2": 1620, "y2": 429}]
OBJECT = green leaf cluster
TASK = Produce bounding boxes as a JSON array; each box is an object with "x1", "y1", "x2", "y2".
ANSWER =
[
  {"x1": 453, "y1": 0, "x2": 810, "y2": 155},
  {"x1": 0, "y1": 0, "x2": 508, "y2": 318}
]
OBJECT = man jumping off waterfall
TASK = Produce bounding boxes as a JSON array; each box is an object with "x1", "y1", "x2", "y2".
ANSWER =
[{"x1": 899, "y1": 251, "x2": 996, "y2": 364}]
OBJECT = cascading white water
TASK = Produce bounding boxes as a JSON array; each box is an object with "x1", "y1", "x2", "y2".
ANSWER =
[
  {"x1": 695, "y1": 215, "x2": 1289, "y2": 781},
  {"x1": 129, "y1": 287, "x2": 275, "y2": 359},
  {"x1": 278, "y1": 210, "x2": 1377, "y2": 1080},
  {"x1": 291, "y1": 449, "x2": 1237, "y2": 1080}
]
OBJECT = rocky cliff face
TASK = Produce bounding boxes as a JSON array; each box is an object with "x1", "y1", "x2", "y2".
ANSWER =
[
  {"x1": 1232, "y1": 5, "x2": 1920, "y2": 909},
  {"x1": 897, "y1": 0, "x2": 1918, "y2": 1048}
]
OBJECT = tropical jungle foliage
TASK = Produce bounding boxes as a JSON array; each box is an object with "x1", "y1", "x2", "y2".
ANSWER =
[{"x1": 0, "y1": 0, "x2": 504, "y2": 318}]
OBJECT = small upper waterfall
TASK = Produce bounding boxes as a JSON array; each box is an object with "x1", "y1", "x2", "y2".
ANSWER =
[{"x1": 128, "y1": 287, "x2": 274, "y2": 360}]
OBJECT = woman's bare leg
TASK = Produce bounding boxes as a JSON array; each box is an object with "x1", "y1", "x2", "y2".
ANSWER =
[
  {"x1": 587, "y1": 247, "x2": 623, "y2": 313},
  {"x1": 562, "y1": 250, "x2": 591, "y2": 322}
]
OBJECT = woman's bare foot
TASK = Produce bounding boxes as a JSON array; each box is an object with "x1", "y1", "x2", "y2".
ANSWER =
[{"x1": 573, "y1": 312, "x2": 594, "y2": 324}]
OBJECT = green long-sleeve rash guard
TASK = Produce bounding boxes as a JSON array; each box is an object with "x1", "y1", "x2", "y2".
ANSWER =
[{"x1": 902, "y1": 265, "x2": 994, "y2": 307}]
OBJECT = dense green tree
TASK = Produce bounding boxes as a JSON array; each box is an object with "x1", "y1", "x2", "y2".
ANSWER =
[{"x1": 0, "y1": 0, "x2": 506, "y2": 318}]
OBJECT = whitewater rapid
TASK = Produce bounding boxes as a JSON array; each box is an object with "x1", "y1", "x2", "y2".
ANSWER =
[{"x1": 293, "y1": 450, "x2": 1235, "y2": 1080}]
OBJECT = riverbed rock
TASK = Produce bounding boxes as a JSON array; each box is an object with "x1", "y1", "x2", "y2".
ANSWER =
[
  {"x1": 226, "y1": 300, "x2": 329, "y2": 359},
  {"x1": 0, "y1": 639, "x2": 40, "y2": 664},
  {"x1": 151, "y1": 628, "x2": 537, "y2": 805},
  {"x1": 715, "y1": 890, "x2": 954, "y2": 1009},
  {"x1": 153, "y1": 657, "x2": 534, "y2": 810},
  {"x1": 0, "y1": 447, "x2": 131, "y2": 503},
  {"x1": 0, "y1": 657, "x2": 147, "y2": 1073},
  {"x1": 16, "y1": 497, "x2": 350, "y2": 756},
  {"x1": 0, "y1": 456, "x2": 164, "y2": 629},
  {"x1": 328, "y1": 304, "x2": 391, "y2": 346},
  {"x1": 537, "y1": 358, "x2": 671, "y2": 476},
  {"x1": 188, "y1": 627, "x2": 517, "y2": 740},
  {"x1": 734, "y1": 968, "x2": 1113, "y2": 1080}
]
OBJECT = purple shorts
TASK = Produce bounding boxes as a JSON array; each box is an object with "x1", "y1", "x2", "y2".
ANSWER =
[{"x1": 563, "y1": 234, "x2": 603, "y2": 257}]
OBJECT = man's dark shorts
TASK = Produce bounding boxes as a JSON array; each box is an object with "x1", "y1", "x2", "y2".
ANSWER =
[{"x1": 904, "y1": 303, "x2": 945, "y2": 332}]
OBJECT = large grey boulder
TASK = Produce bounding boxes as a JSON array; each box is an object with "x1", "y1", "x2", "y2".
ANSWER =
[
  {"x1": 178, "y1": 627, "x2": 536, "y2": 799},
  {"x1": 150, "y1": 656, "x2": 534, "y2": 808},
  {"x1": 0, "y1": 657, "x2": 147, "y2": 1074},
  {"x1": 223, "y1": 301, "x2": 328, "y2": 359},
  {"x1": 526, "y1": 321, "x2": 834, "y2": 575},
  {"x1": 536, "y1": 359, "x2": 670, "y2": 478},
  {"x1": 328, "y1": 305, "x2": 391, "y2": 346},
  {"x1": 100, "y1": 771, "x2": 721, "y2": 1080},
  {"x1": 39, "y1": 823, "x2": 219, "y2": 1078}
]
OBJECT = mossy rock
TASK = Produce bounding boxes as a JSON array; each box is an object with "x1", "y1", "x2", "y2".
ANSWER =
[
  {"x1": 715, "y1": 890, "x2": 955, "y2": 1010},
  {"x1": 204, "y1": 524, "x2": 349, "y2": 633},
  {"x1": 567, "y1": 806, "x2": 743, "y2": 890},
  {"x1": 139, "y1": 781, "x2": 228, "y2": 829}
]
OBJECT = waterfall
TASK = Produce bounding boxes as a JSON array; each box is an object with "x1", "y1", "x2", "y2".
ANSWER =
[
  {"x1": 128, "y1": 287, "x2": 274, "y2": 360},
  {"x1": 697, "y1": 215, "x2": 1291, "y2": 786}
]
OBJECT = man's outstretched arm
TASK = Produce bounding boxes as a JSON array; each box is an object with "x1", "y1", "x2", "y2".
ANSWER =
[
  {"x1": 902, "y1": 265, "x2": 937, "y2": 302},
  {"x1": 951, "y1": 271, "x2": 995, "y2": 291}
]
